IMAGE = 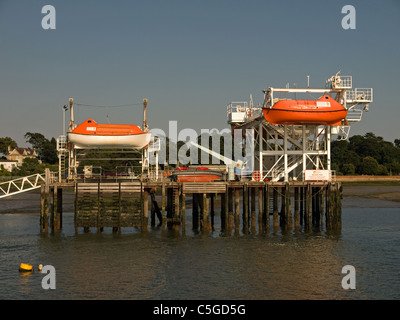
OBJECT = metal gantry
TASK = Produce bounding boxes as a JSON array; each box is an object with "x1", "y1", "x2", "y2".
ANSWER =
[
  {"x1": 56, "y1": 98, "x2": 160, "y2": 182},
  {"x1": 227, "y1": 73, "x2": 373, "y2": 182}
]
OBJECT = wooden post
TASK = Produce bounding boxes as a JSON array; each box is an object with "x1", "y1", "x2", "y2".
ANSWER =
[
  {"x1": 174, "y1": 187, "x2": 180, "y2": 224},
  {"x1": 166, "y1": 187, "x2": 172, "y2": 227},
  {"x1": 250, "y1": 186, "x2": 256, "y2": 234},
  {"x1": 305, "y1": 183, "x2": 311, "y2": 231},
  {"x1": 243, "y1": 184, "x2": 249, "y2": 234},
  {"x1": 294, "y1": 186, "x2": 300, "y2": 230},
  {"x1": 234, "y1": 188, "x2": 240, "y2": 233},
  {"x1": 181, "y1": 191, "x2": 186, "y2": 233},
  {"x1": 316, "y1": 187, "x2": 321, "y2": 228},
  {"x1": 40, "y1": 184, "x2": 46, "y2": 233},
  {"x1": 285, "y1": 183, "x2": 292, "y2": 230},
  {"x1": 221, "y1": 191, "x2": 227, "y2": 231},
  {"x1": 143, "y1": 189, "x2": 149, "y2": 231},
  {"x1": 258, "y1": 187, "x2": 263, "y2": 234},
  {"x1": 210, "y1": 193, "x2": 215, "y2": 230},
  {"x1": 228, "y1": 187, "x2": 233, "y2": 231},
  {"x1": 150, "y1": 191, "x2": 156, "y2": 227},
  {"x1": 192, "y1": 193, "x2": 199, "y2": 230},
  {"x1": 311, "y1": 187, "x2": 316, "y2": 227},
  {"x1": 42, "y1": 169, "x2": 50, "y2": 233},
  {"x1": 333, "y1": 183, "x2": 342, "y2": 230},
  {"x1": 50, "y1": 186, "x2": 59, "y2": 233},
  {"x1": 74, "y1": 183, "x2": 78, "y2": 233},
  {"x1": 201, "y1": 193, "x2": 210, "y2": 232},
  {"x1": 57, "y1": 187, "x2": 63, "y2": 230},
  {"x1": 300, "y1": 185, "x2": 304, "y2": 226},
  {"x1": 264, "y1": 184, "x2": 269, "y2": 232},
  {"x1": 162, "y1": 183, "x2": 166, "y2": 228},
  {"x1": 117, "y1": 182, "x2": 122, "y2": 232},
  {"x1": 280, "y1": 186, "x2": 286, "y2": 228},
  {"x1": 326, "y1": 183, "x2": 333, "y2": 230},
  {"x1": 273, "y1": 187, "x2": 279, "y2": 231},
  {"x1": 97, "y1": 182, "x2": 101, "y2": 233},
  {"x1": 50, "y1": 186, "x2": 54, "y2": 232},
  {"x1": 337, "y1": 184, "x2": 342, "y2": 229}
]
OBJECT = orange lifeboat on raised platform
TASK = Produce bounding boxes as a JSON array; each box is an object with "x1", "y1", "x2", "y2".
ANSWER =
[
  {"x1": 68, "y1": 119, "x2": 151, "y2": 149},
  {"x1": 262, "y1": 95, "x2": 347, "y2": 126}
]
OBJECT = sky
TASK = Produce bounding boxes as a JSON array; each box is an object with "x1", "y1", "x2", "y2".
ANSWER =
[{"x1": 1, "y1": 0, "x2": 399, "y2": 147}]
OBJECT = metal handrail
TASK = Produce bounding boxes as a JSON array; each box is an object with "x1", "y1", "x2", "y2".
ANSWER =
[{"x1": 0, "y1": 172, "x2": 56, "y2": 199}]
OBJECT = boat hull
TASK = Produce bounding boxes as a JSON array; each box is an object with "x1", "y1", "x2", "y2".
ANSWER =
[
  {"x1": 170, "y1": 169, "x2": 222, "y2": 182},
  {"x1": 68, "y1": 132, "x2": 151, "y2": 149},
  {"x1": 263, "y1": 95, "x2": 348, "y2": 125}
]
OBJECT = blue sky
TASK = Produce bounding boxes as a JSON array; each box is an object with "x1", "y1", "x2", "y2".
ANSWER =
[{"x1": 1, "y1": 0, "x2": 399, "y2": 147}]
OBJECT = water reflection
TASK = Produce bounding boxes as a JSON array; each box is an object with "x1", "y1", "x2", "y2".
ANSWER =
[{"x1": 1, "y1": 199, "x2": 399, "y2": 299}]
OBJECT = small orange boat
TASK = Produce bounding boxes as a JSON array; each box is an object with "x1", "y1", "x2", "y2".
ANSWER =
[
  {"x1": 68, "y1": 119, "x2": 151, "y2": 149},
  {"x1": 170, "y1": 167, "x2": 222, "y2": 182},
  {"x1": 263, "y1": 95, "x2": 347, "y2": 126}
]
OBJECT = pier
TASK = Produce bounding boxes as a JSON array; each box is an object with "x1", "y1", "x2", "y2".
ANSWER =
[
  {"x1": 40, "y1": 177, "x2": 342, "y2": 234},
  {"x1": 39, "y1": 73, "x2": 371, "y2": 235}
]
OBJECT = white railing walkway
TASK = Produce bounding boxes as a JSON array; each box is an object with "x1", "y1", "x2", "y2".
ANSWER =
[{"x1": 0, "y1": 173, "x2": 53, "y2": 199}]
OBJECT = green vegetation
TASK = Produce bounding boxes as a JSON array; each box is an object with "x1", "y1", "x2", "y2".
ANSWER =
[
  {"x1": 332, "y1": 132, "x2": 400, "y2": 176},
  {"x1": 0, "y1": 137, "x2": 17, "y2": 155},
  {"x1": 0, "y1": 133, "x2": 57, "y2": 177},
  {"x1": 24, "y1": 132, "x2": 58, "y2": 164}
]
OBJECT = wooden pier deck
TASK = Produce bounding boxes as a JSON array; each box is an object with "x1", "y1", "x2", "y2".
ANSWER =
[{"x1": 40, "y1": 179, "x2": 342, "y2": 234}]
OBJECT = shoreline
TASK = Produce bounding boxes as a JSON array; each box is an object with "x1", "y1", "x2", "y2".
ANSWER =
[{"x1": 337, "y1": 175, "x2": 400, "y2": 184}]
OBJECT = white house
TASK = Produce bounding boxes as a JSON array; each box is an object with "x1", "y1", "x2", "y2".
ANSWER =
[{"x1": 0, "y1": 159, "x2": 18, "y2": 172}]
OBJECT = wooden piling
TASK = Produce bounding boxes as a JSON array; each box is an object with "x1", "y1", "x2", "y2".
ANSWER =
[
  {"x1": 250, "y1": 186, "x2": 256, "y2": 234},
  {"x1": 46, "y1": 179, "x2": 343, "y2": 235},
  {"x1": 201, "y1": 193, "x2": 210, "y2": 232},
  {"x1": 234, "y1": 188, "x2": 240, "y2": 232},
  {"x1": 280, "y1": 186, "x2": 286, "y2": 228},
  {"x1": 273, "y1": 187, "x2": 279, "y2": 231},
  {"x1": 210, "y1": 193, "x2": 214, "y2": 230},
  {"x1": 142, "y1": 189, "x2": 149, "y2": 231},
  {"x1": 263, "y1": 184, "x2": 269, "y2": 232},
  {"x1": 192, "y1": 193, "x2": 199, "y2": 230},
  {"x1": 50, "y1": 186, "x2": 62, "y2": 233},
  {"x1": 162, "y1": 183, "x2": 166, "y2": 228},
  {"x1": 319, "y1": 186, "x2": 324, "y2": 228},
  {"x1": 221, "y1": 191, "x2": 227, "y2": 231},
  {"x1": 181, "y1": 191, "x2": 186, "y2": 233},
  {"x1": 227, "y1": 187, "x2": 233, "y2": 231},
  {"x1": 258, "y1": 187, "x2": 263, "y2": 234},
  {"x1": 294, "y1": 186, "x2": 300, "y2": 230},
  {"x1": 286, "y1": 183, "x2": 292, "y2": 230},
  {"x1": 243, "y1": 184, "x2": 249, "y2": 233},
  {"x1": 300, "y1": 185, "x2": 304, "y2": 226},
  {"x1": 305, "y1": 183, "x2": 311, "y2": 231}
]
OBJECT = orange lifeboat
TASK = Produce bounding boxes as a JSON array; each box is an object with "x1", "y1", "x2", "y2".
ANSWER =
[
  {"x1": 262, "y1": 95, "x2": 347, "y2": 126},
  {"x1": 68, "y1": 119, "x2": 151, "y2": 149},
  {"x1": 170, "y1": 167, "x2": 222, "y2": 182}
]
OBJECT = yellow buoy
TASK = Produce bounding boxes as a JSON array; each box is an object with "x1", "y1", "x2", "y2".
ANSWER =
[{"x1": 19, "y1": 263, "x2": 33, "y2": 272}]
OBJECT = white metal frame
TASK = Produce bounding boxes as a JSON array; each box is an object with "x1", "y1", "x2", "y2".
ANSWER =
[
  {"x1": 227, "y1": 73, "x2": 373, "y2": 182},
  {"x1": 0, "y1": 173, "x2": 46, "y2": 198}
]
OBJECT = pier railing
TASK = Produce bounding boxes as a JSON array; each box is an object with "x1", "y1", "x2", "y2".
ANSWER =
[{"x1": 0, "y1": 171, "x2": 57, "y2": 199}]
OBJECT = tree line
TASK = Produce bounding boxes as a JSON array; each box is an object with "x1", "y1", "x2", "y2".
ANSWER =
[
  {"x1": 332, "y1": 132, "x2": 400, "y2": 175},
  {"x1": 0, "y1": 133, "x2": 58, "y2": 176},
  {"x1": 1, "y1": 131, "x2": 400, "y2": 176}
]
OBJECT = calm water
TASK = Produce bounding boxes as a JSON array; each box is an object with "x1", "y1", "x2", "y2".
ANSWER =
[{"x1": 0, "y1": 189, "x2": 399, "y2": 300}]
